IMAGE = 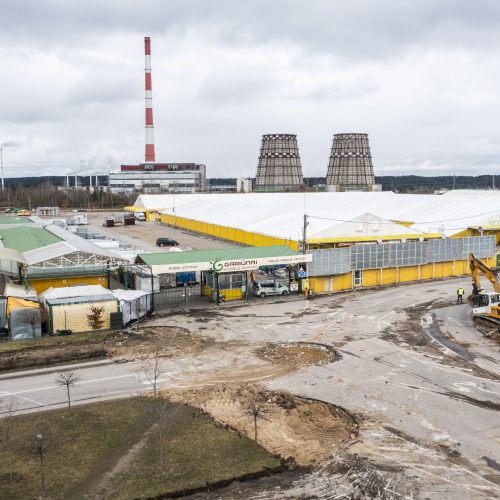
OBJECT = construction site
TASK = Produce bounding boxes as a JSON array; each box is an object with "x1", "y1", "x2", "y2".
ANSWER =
[{"x1": 0, "y1": 36, "x2": 499, "y2": 500}]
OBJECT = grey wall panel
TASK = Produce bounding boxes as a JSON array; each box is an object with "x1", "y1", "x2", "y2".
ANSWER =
[
  {"x1": 308, "y1": 236, "x2": 495, "y2": 277},
  {"x1": 308, "y1": 248, "x2": 350, "y2": 277}
]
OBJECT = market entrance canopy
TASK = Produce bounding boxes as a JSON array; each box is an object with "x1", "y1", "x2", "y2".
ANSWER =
[{"x1": 137, "y1": 245, "x2": 312, "y2": 274}]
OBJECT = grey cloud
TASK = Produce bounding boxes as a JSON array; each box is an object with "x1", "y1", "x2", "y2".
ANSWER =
[
  {"x1": 2, "y1": 1, "x2": 500, "y2": 59},
  {"x1": 1, "y1": 1, "x2": 500, "y2": 177}
]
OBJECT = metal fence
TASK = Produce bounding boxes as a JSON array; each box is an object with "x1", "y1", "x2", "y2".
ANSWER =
[
  {"x1": 308, "y1": 235, "x2": 496, "y2": 277},
  {"x1": 153, "y1": 284, "x2": 205, "y2": 310}
]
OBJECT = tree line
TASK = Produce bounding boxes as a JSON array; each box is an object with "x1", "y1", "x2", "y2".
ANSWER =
[{"x1": 0, "y1": 181, "x2": 134, "y2": 210}]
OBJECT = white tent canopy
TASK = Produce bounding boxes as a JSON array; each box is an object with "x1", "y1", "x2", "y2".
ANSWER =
[{"x1": 134, "y1": 190, "x2": 500, "y2": 240}]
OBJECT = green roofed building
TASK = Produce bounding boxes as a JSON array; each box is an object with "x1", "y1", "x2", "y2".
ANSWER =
[
  {"x1": 137, "y1": 245, "x2": 311, "y2": 302},
  {"x1": 0, "y1": 227, "x2": 61, "y2": 253},
  {"x1": 0, "y1": 225, "x2": 128, "y2": 294}
]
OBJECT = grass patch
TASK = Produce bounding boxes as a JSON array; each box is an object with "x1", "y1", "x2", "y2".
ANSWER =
[
  {"x1": 109, "y1": 406, "x2": 280, "y2": 499},
  {"x1": 0, "y1": 398, "x2": 280, "y2": 499},
  {"x1": 0, "y1": 330, "x2": 113, "y2": 354}
]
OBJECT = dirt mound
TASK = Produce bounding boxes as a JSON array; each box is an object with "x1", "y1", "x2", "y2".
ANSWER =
[
  {"x1": 0, "y1": 326, "x2": 214, "y2": 372},
  {"x1": 257, "y1": 342, "x2": 339, "y2": 367},
  {"x1": 109, "y1": 325, "x2": 214, "y2": 360},
  {"x1": 164, "y1": 384, "x2": 358, "y2": 466}
]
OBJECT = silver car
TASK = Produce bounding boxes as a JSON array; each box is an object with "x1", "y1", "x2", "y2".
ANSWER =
[{"x1": 253, "y1": 281, "x2": 290, "y2": 298}]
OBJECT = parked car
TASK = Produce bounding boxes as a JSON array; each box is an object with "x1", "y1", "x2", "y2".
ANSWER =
[
  {"x1": 135, "y1": 212, "x2": 146, "y2": 221},
  {"x1": 156, "y1": 237, "x2": 179, "y2": 247},
  {"x1": 252, "y1": 281, "x2": 289, "y2": 298}
]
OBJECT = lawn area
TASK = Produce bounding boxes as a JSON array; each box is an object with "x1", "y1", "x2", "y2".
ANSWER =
[
  {"x1": 0, "y1": 330, "x2": 112, "y2": 354},
  {"x1": 0, "y1": 398, "x2": 281, "y2": 499}
]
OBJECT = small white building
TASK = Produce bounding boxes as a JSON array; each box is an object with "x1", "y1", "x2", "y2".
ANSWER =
[{"x1": 236, "y1": 178, "x2": 253, "y2": 193}]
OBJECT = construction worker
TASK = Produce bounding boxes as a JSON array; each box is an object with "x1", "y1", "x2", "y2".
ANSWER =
[{"x1": 457, "y1": 286, "x2": 464, "y2": 304}]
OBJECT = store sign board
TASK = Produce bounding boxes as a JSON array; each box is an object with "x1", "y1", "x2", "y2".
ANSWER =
[{"x1": 152, "y1": 253, "x2": 312, "y2": 274}]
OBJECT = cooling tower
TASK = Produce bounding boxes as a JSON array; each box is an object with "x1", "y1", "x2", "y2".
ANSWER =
[
  {"x1": 254, "y1": 134, "x2": 304, "y2": 192},
  {"x1": 326, "y1": 133, "x2": 375, "y2": 191}
]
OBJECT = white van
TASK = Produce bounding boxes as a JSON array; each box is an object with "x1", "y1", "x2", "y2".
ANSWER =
[
  {"x1": 253, "y1": 281, "x2": 289, "y2": 298},
  {"x1": 135, "y1": 212, "x2": 146, "y2": 221}
]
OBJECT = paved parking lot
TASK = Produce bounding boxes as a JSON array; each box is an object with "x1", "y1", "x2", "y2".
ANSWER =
[{"x1": 84, "y1": 211, "x2": 240, "y2": 252}]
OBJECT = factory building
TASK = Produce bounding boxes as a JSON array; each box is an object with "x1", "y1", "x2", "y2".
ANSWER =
[
  {"x1": 130, "y1": 190, "x2": 500, "y2": 294},
  {"x1": 254, "y1": 134, "x2": 304, "y2": 191},
  {"x1": 108, "y1": 163, "x2": 207, "y2": 194}
]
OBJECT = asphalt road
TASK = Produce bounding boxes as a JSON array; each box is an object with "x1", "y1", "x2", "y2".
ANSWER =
[
  {"x1": 1, "y1": 277, "x2": 499, "y2": 498},
  {"x1": 0, "y1": 361, "x2": 146, "y2": 414}
]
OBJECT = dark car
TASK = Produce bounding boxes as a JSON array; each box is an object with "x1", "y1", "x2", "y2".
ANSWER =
[{"x1": 156, "y1": 237, "x2": 179, "y2": 247}]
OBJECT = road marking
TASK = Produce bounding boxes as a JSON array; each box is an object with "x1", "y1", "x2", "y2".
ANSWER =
[
  {"x1": 2, "y1": 374, "x2": 136, "y2": 396},
  {"x1": 76, "y1": 374, "x2": 136, "y2": 386},
  {"x1": 1, "y1": 390, "x2": 45, "y2": 407}
]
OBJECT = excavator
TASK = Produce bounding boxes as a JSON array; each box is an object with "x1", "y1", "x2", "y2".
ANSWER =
[{"x1": 468, "y1": 253, "x2": 500, "y2": 323}]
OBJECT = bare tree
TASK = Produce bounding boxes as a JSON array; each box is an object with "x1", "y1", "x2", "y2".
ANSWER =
[
  {"x1": 246, "y1": 399, "x2": 268, "y2": 444},
  {"x1": 55, "y1": 371, "x2": 80, "y2": 411},
  {"x1": 149, "y1": 400, "x2": 175, "y2": 472},
  {"x1": 25, "y1": 429, "x2": 55, "y2": 499},
  {"x1": 86, "y1": 305, "x2": 105, "y2": 330},
  {"x1": 137, "y1": 351, "x2": 164, "y2": 398},
  {"x1": 0, "y1": 397, "x2": 18, "y2": 482}
]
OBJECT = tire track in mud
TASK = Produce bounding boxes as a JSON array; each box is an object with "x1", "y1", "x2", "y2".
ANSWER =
[{"x1": 380, "y1": 298, "x2": 500, "y2": 381}]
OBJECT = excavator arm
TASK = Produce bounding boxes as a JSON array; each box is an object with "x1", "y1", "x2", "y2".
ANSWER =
[{"x1": 469, "y1": 253, "x2": 500, "y2": 295}]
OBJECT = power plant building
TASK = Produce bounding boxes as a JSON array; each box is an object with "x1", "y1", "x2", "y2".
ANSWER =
[
  {"x1": 108, "y1": 163, "x2": 207, "y2": 194},
  {"x1": 255, "y1": 134, "x2": 304, "y2": 191},
  {"x1": 111, "y1": 37, "x2": 207, "y2": 195},
  {"x1": 326, "y1": 133, "x2": 376, "y2": 191}
]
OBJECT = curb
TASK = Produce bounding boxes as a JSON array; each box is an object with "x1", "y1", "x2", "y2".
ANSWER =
[{"x1": 0, "y1": 358, "x2": 117, "y2": 381}]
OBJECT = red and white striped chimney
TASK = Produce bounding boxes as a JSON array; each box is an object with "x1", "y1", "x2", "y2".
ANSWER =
[{"x1": 144, "y1": 36, "x2": 155, "y2": 163}]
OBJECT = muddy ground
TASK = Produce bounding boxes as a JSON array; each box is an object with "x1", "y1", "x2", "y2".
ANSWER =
[
  {"x1": 164, "y1": 384, "x2": 358, "y2": 466},
  {"x1": 3, "y1": 278, "x2": 499, "y2": 498},
  {"x1": 0, "y1": 326, "x2": 212, "y2": 372}
]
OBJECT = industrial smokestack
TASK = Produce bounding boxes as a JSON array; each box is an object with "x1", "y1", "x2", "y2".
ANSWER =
[{"x1": 144, "y1": 37, "x2": 155, "y2": 163}]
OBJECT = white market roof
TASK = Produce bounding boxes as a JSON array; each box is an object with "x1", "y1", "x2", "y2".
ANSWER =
[
  {"x1": 133, "y1": 190, "x2": 500, "y2": 241},
  {"x1": 39, "y1": 285, "x2": 115, "y2": 301}
]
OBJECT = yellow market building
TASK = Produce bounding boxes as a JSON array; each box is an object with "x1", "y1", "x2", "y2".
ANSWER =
[{"x1": 130, "y1": 191, "x2": 500, "y2": 294}]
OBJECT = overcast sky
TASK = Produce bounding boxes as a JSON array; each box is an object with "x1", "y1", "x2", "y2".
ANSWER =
[{"x1": 1, "y1": 0, "x2": 499, "y2": 178}]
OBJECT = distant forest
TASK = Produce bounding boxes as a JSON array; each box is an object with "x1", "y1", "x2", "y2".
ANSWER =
[
  {"x1": 1, "y1": 174, "x2": 498, "y2": 205},
  {"x1": 210, "y1": 175, "x2": 499, "y2": 193}
]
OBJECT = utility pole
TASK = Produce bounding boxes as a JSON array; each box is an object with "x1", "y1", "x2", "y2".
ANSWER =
[
  {"x1": 452, "y1": 173, "x2": 456, "y2": 190},
  {"x1": 302, "y1": 213, "x2": 309, "y2": 255},
  {"x1": 0, "y1": 147, "x2": 4, "y2": 192}
]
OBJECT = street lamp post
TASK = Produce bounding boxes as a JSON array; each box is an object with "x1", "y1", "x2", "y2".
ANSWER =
[{"x1": 36, "y1": 433, "x2": 46, "y2": 498}]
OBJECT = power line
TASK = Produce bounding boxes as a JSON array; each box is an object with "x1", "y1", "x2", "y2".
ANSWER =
[{"x1": 308, "y1": 208, "x2": 500, "y2": 225}]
